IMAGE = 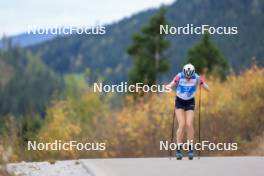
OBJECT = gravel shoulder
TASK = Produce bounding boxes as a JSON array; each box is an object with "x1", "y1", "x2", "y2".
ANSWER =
[{"x1": 6, "y1": 157, "x2": 264, "y2": 176}]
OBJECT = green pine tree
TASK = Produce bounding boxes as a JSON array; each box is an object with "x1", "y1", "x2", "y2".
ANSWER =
[
  {"x1": 187, "y1": 33, "x2": 229, "y2": 79},
  {"x1": 127, "y1": 7, "x2": 170, "y2": 85}
]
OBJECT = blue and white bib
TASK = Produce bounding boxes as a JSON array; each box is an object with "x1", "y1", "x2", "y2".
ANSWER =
[{"x1": 175, "y1": 72, "x2": 200, "y2": 100}]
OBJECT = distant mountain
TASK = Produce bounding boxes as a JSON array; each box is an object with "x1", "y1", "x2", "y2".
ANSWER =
[
  {"x1": 29, "y1": 0, "x2": 264, "y2": 83},
  {"x1": 0, "y1": 33, "x2": 56, "y2": 48}
]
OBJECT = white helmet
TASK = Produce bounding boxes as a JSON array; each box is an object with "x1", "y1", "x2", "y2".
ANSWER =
[{"x1": 183, "y1": 63, "x2": 195, "y2": 78}]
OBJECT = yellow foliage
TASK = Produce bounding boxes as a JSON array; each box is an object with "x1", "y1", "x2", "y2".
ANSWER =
[
  {"x1": 39, "y1": 101, "x2": 81, "y2": 141},
  {"x1": 104, "y1": 66, "x2": 264, "y2": 157},
  {"x1": 22, "y1": 66, "x2": 264, "y2": 160}
]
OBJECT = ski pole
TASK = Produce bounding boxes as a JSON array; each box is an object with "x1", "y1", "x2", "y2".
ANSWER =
[
  {"x1": 169, "y1": 99, "x2": 176, "y2": 159},
  {"x1": 198, "y1": 83, "x2": 202, "y2": 159}
]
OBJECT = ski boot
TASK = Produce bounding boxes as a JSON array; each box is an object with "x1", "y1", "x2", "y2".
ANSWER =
[
  {"x1": 188, "y1": 150, "x2": 194, "y2": 160},
  {"x1": 176, "y1": 150, "x2": 183, "y2": 160}
]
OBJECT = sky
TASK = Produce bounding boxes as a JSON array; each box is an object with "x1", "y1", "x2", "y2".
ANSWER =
[{"x1": 0, "y1": 0, "x2": 175, "y2": 36}]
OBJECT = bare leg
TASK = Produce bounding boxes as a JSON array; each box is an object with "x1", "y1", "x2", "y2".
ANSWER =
[
  {"x1": 186, "y1": 110, "x2": 195, "y2": 142},
  {"x1": 176, "y1": 109, "x2": 185, "y2": 144}
]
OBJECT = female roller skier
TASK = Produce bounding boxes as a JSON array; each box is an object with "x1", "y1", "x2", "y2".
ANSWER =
[{"x1": 166, "y1": 63, "x2": 210, "y2": 160}]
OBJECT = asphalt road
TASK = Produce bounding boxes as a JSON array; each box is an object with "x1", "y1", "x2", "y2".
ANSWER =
[{"x1": 6, "y1": 157, "x2": 264, "y2": 176}]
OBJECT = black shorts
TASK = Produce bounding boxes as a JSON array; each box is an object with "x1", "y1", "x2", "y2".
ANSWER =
[{"x1": 175, "y1": 96, "x2": 195, "y2": 111}]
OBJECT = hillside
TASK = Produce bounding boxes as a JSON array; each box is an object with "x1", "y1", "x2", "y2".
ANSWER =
[
  {"x1": 29, "y1": 0, "x2": 264, "y2": 83},
  {"x1": 0, "y1": 33, "x2": 56, "y2": 48}
]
